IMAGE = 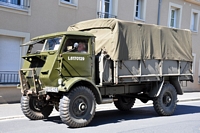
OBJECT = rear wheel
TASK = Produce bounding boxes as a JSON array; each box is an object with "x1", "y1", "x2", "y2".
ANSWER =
[
  {"x1": 59, "y1": 86, "x2": 96, "y2": 128},
  {"x1": 153, "y1": 83, "x2": 177, "y2": 116},
  {"x1": 114, "y1": 96, "x2": 135, "y2": 111},
  {"x1": 21, "y1": 96, "x2": 53, "y2": 120}
]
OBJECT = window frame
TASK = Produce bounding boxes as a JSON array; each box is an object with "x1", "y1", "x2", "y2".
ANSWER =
[
  {"x1": 62, "y1": 36, "x2": 90, "y2": 54},
  {"x1": 134, "y1": 0, "x2": 146, "y2": 22},
  {"x1": 168, "y1": 2, "x2": 182, "y2": 29},
  {"x1": 170, "y1": 8, "x2": 177, "y2": 28},
  {"x1": 135, "y1": 0, "x2": 141, "y2": 18},
  {"x1": 0, "y1": 0, "x2": 29, "y2": 10},
  {"x1": 63, "y1": 0, "x2": 71, "y2": 2},
  {"x1": 98, "y1": 0, "x2": 113, "y2": 18},
  {"x1": 59, "y1": 0, "x2": 78, "y2": 8},
  {"x1": 190, "y1": 9, "x2": 200, "y2": 32},
  {"x1": 61, "y1": 0, "x2": 71, "y2": 4},
  {"x1": 192, "y1": 53, "x2": 196, "y2": 75}
]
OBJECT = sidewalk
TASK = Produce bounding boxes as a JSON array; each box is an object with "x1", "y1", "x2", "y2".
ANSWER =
[
  {"x1": 0, "y1": 92, "x2": 200, "y2": 120},
  {"x1": 0, "y1": 85, "x2": 21, "y2": 104}
]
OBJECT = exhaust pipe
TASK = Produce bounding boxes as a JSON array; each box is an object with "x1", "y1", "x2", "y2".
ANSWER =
[{"x1": 101, "y1": 98, "x2": 118, "y2": 104}]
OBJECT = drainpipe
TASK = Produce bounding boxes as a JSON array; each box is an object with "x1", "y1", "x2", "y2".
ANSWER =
[{"x1": 157, "y1": 0, "x2": 162, "y2": 25}]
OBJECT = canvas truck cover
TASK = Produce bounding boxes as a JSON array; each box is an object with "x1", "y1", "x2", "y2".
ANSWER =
[{"x1": 68, "y1": 18, "x2": 193, "y2": 62}]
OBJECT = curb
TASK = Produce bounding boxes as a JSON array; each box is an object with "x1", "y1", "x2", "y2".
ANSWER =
[{"x1": 178, "y1": 98, "x2": 200, "y2": 102}]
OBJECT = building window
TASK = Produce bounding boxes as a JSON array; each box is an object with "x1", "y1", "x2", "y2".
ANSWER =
[
  {"x1": 190, "y1": 9, "x2": 199, "y2": 32},
  {"x1": 170, "y1": 9, "x2": 176, "y2": 27},
  {"x1": 135, "y1": 0, "x2": 141, "y2": 18},
  {"x1": 97, "y1": 0, "x2": 117, "y2": 18},
  {"x1": 63, "y1": 0, "x2": 71, "y2": 3},
  {"x1": 168, "y1": 3, "x2": 182, "y2": 28},
  {"x1": 0, "y1": 0, "x2": 21, "y2": 5},
  {"x1": 0, "y1": 0, "x2": 30, "y2": 9},
  {"x1": 134, "y1": 0, "x2": 146, "y2": 21},
  {"x1": 59, "y1": 0, "x2": 77, "y2": 7}
]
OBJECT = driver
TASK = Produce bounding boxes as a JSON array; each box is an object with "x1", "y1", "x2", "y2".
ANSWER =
[{"x1": 77, "y1": 42, "x2": 87, "y2": 53}]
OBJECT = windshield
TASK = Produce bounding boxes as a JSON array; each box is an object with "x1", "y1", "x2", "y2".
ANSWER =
[
  {"x1": 27, "y1": 37, "x2": 62, "y2": 54},
  {"x1": 43, "y1": 37, "x2": 62, "y2": 51}
]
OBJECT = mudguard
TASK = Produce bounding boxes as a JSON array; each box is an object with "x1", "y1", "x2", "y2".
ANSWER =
[{"x1": 60, "y1": 77, "x2": 102, "y2": 104}]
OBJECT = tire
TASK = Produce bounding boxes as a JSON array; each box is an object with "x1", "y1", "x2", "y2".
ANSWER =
[
  {"x1": 59, "y1": 86, "x2": 96, "y2": 128},
  {"x1": 114, "y1": 96, "x2": 135, "y2": 111},
  {"x1": 21, "y1": 96, "x2": 53, "y2": 120},
  {"x1": 153, "y1": 83, "x2": 177, "y2": 116}
]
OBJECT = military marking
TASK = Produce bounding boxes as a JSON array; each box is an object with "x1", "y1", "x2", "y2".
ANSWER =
[{"x1": 68, "y1": 56, "x2": 85, "y2": 61}]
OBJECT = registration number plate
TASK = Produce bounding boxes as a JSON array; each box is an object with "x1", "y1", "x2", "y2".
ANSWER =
[{"x1": 45, "y1": 87, "x2": 58, "y2": 93}]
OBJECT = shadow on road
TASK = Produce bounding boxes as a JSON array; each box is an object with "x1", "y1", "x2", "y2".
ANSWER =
[{"x1": 44, "y1": 104, "x2": 200, "y2": 127}]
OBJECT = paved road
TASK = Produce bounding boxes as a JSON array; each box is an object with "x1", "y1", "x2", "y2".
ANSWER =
[
  {"x1": 0, "y1": 100, "x2": 200, "y2": 133},
  {"x1": 1, "y1": 92, "x2": 200, "y2": 119}
]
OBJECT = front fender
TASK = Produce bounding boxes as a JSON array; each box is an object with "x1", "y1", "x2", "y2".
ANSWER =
[
  {"x1": 58, "y1": 77, "x2": 102, "y2": 104},
  {"x1": 61, "y1": 77, "x2": 92, "y2": 91}
]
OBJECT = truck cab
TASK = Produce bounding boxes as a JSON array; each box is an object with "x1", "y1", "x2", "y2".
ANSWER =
[{"x1": 19, "y1": 31, "x2": 95, "y2": 96}]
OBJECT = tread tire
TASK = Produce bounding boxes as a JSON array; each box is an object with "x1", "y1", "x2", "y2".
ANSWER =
[
  {"x1": 153, "y1": 83, "x2": 177, "y2": 116},
  {"x1": 59, "y1": 86, "x2": 96, "y2": 128},
  {"x1": 114, "y1": 96, "x2": 135, "y2": 111},
  {"x1": 21, "y1": 96, "x2": 53, "y2": 120}
]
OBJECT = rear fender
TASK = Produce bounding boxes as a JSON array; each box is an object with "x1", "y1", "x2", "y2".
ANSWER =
[
  {"x1": 148, "y1": 80, "x2": 164, "y2": 97},
  {"x1": 169, "y1": 76, "x2": 183, "y2": 95},
  {"x1": 148, "y1": 76, "x2": 183, "y2": 98}
]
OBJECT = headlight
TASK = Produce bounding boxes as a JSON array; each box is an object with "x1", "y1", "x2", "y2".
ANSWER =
[{"x1": 58, "y1": 78, "x2": 63, "y2": 85}]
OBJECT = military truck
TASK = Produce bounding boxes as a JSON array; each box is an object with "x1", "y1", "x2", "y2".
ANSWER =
[{"x1": 19, "y1": 18, "x2": 193, "y2": 128}]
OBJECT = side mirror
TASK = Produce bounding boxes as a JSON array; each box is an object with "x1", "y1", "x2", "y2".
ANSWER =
[
  {"x1": 66, "y1": 43, "x2": 78, "y2": 52},
  {"x1": 74, "y1": 42, "x2": 78, "y2": 48}
]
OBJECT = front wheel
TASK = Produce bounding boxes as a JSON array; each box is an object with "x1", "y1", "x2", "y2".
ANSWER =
[
  {"x1": 59, "y1": 86, "x2": 96, "y2": 128},
  {"x1": 153, "y1": 83, "x2": 177, "y2": 116},
  {"x1": 21, "y1": 96, "x2": 53, "y2": 120}
]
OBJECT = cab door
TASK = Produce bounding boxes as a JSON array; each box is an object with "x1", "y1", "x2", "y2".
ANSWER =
[{"x1": 60, "y1": 37, "x2": 92, "y2": 77}]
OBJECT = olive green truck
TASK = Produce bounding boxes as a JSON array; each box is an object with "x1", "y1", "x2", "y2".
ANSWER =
[{"x1": 19, "y1": 19, "x2": 193, "y2": 127}]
